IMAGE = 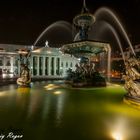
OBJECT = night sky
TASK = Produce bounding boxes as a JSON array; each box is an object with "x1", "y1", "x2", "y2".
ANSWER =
[{"x1": 0, "y1": 0, "x2": 140, "y2": 46}]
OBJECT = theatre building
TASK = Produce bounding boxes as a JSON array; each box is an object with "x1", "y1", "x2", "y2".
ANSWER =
[{"x1": 0, "y1": 44, "x2": 79, "y2": 79}]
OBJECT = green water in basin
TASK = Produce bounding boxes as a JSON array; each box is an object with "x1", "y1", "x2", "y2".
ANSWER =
[{"x1": 0, "y1": 81, "x2": 139, "y2": 140}]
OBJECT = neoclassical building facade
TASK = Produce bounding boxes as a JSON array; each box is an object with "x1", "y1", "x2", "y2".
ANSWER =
[
  {"x1": 0, "y1": 44, "x2": 79, "y2": 79},
  {"x1": 31, "y1": 47, "x2": 78, "y2": 78}
]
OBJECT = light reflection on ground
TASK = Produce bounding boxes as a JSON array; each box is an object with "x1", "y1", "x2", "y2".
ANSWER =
[{"x1": 0, "y1": 82, "x2": 139, "y2": 140}]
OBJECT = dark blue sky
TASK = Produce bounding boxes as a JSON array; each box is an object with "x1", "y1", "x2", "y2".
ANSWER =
[{"x1": 0, "y1": 0, "x2": 139, "y2": 45}]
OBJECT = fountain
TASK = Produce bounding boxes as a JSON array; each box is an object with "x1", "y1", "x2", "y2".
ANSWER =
[
  {"x1": 32, "y1": 0, "x2": 140, "y2": 104},
  {"x1": 94, "y1": 7, "x2": 136, "y2": 56},
  {"x1": 60, "y1": 0, "x2": 109, "y2": 87},
  {"x1": 92, "y1": 7, "x2": 140, "y2": 106}
]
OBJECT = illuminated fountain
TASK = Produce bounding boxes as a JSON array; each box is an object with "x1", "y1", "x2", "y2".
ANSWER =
[
  {"x1": 16, "y1": 49, "x2": 31, "y2": 87},
  {"x1": 32, "y1": 1, "x2": 140, "y2": 104},
  {"x1": 90, "y1": 7, "x2": 140, "y2": 106},
  {"x1": 61, "y1": 0, "x2": 110, "y2": 87}
]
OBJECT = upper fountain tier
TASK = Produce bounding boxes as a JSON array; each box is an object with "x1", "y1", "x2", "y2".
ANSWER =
[
  {"x1": 61, "y1": 0, "x2": 109, "y2": 57},
  {"x1": 73, "y1": 0, "x2": 95, "y2": 40}
]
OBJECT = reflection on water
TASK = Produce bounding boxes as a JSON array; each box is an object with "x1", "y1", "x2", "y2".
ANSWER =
[{"x1": 0, "y1": 82, "x2": 140, "y2": 140}]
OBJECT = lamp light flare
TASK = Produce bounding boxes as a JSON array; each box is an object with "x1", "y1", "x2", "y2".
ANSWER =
[
  {"x1": 44, "y1": 84, "x2": 60, "y2": 91},
  {"x1": 54, "y1": 91, "x2": 62, "y2": 95},
  {"x1": 112, "y1": 132, "x2": 122, "y2": 140}
]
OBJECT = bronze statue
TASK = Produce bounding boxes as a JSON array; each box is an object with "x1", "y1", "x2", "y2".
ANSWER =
[
  {"x1": 123, "y1": 57, "x2": 140, "y2": 98},
  {"x1": 17, "y1": 64, "x2": 31, "y2": 87}
]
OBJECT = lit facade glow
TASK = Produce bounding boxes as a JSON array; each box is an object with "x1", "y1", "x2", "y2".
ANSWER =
[
  {"x1": 44, "y1": 84, "x2": 60, "y2": 91},
  {"x1": 54, "y1": 90, "x2": 62, "y2": 95},
  {"x1": 112, "y1": 132, "x2": 122, "y2": 140},
  {"x1": 0, "y1": 44, "x2": 79, "y2": 78}
]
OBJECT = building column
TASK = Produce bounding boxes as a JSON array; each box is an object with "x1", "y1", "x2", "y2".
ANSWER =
[
  {"x1": 63, "y1": 61, "x2": 65, "y2": 76},
  {"x1": 42, "y1": 57, "x2": 46, "y2": 76},
  {"x1": 54, "y1": 57, "x2": 56, "y2": 76},
  {"x1": 48, "y1": 57, "x2": 51, "y2": 76},
  {"x1": 3, "y1": 55, "x2": 6, "y2": 69},
  {"x1": 18, "y1": 59, "x2": 20, "y2": 76},
  {"x1": 10, "y1": 56, "x2": 14, "y2": 73},
  {"x1": 37, "y1": 56, "x2": 39, "y2": 76},
  {"x1": 30, "y1": 56, "x2": 33, "y2": 76},
  {"x1": 59, "y1": 57, "x2": 62, "y2": 76}
]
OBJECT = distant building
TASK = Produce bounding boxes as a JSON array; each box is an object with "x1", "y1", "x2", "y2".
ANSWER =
[
  {"x1": 0, "y1": 44, "x2": 79, "y2": 79},
  {"x1": 112, "y1": 44, "x2": 140, "y2": 61},
  {"x1": 111, "y1": 44, "x2": 140, "y2": 78}
]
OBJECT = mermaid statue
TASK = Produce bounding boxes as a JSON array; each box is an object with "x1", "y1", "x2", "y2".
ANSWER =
[
  {"x1": 16, "y1": 49, "x2": 31, "y2": 87},
  {"x1": 17, "y1": 64, "x2": 31, "y2": 87},
  {"x1": 123, "y1": 56, "x2": 140, "y2": 105}
]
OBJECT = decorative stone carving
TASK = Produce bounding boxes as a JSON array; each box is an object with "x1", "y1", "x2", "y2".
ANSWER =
[{"x1": 123, "y1": 56, "x2": 140, "y2": 103}]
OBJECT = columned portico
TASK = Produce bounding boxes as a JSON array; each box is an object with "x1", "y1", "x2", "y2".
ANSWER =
[{"x1": 31, "y1": 47, "x2": 79, "y2": 78}]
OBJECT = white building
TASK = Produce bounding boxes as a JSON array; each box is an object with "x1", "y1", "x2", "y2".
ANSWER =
[{"x1": 0, "y1": 44, "x2": 79, "y2": 79}]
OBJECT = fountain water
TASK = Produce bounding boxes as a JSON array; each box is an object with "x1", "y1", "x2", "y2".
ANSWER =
[
  {"x1": 61, "y1": 1, "x2": 109, "y2": 87},
  {"x1": 94, "y1": 7, "x2": 136, "y2": 56},
  {"x1": 33, "y1": 21, "x2": 72, "y2": 47},
  {"x1": 93, "y1": 7, "x2": 140, "y2": 105},
  {"x1": 74, "y1": 15, "x2": 127, "y2": 81},
  {"x1": 75, "y1": 21, "x2": 126, "y2": 78},
  {"x1": 33, "y1": 3, "x2": 140, "y2": 100},
  {"x1": 89, "y1": 21, "x2": 126, "y2": 62}
]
